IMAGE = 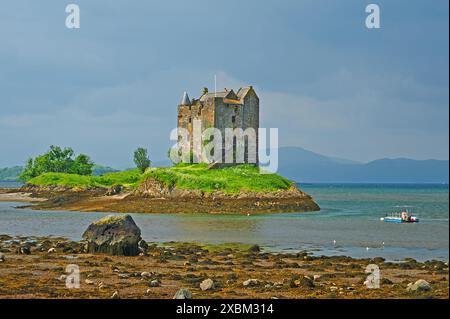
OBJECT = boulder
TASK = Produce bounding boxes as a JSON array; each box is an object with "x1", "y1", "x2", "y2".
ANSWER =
[
  {"x1": 248, "y1": 245, "x2": 260, "y2": 253},
  {"x1": 243, "y1": 279, "x2": 259, "y2": 287},
  {"x1": 297, "y1": 276, "x2": 315, "y2": 288},
  {"x1": 173, "y1": 288, "x2": 192, "y2": 299},
  {"x1": 106, "y1": 185, "x2": 124, "y2": 196},
  {"x1": 141, "y1": 272, "x2": 151, "y2": 279},
  {"x1": 16, "y1": 245, "x2": 31, "y2": 255},
  {"x1": 82, "y1": 214, "x2": 142, "y2": 256},
  {"x1": 291, "y1": 276, "x2": 310, "y2": 288},
  {"x1": 200, "y1": 278, "x2": 215, "y2": 291},
  {"x1": 138, "y1": 239, "x2": 148, "y2": 255},
  {"x1": 407, "y1": 279, "x2": 431, "y2": 292},
  {"x1": 111, "y1": 291, "x2": 120, "y2": 299}
]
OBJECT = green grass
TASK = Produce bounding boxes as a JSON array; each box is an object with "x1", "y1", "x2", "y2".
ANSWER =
[
  {"x1": 27, "y1": 164, "x2": 293, "y2": 194},
  {"x1": 27, "y1": 169, "x2": 142, "y2": 188},
  {"x1": 199, "y1": 242, "x2": 255, "y2": 253},
  {"x1": 143, "y1": 164, "x2": 292, "y2": 193},
  {"x1": 0, "y1": 165, "x2": 119, "y2": 182},
  {"x1": 92, "y1": 214, "x2": 129, "y2": 225}
]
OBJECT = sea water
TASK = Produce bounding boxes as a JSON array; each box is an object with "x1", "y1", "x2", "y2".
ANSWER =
[{"x1": 0, "y1": 183, "x2": 448, "y2": 261}]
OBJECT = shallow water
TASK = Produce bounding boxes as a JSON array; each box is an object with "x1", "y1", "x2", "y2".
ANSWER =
[
  {"x1": 0, "y1": 181, "x2": 23, "y2": 188},
  {"x1": 0, "y1": 183, "x2": 448, "y2": 262}
]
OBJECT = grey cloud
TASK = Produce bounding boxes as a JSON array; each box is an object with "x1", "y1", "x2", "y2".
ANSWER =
[{"x1": 0, "y1": 0, "x2": 448, "y2": 167}]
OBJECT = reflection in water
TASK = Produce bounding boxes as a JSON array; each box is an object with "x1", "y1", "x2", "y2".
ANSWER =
[{"x1": 140, "y1": 214, "x2": 261, "y2": 243}]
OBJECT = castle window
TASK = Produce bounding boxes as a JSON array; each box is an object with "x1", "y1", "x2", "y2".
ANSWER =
[
  {"x1": 232, "y1": 116, "x2": 236, "y2": 123},
  {"x1": 189, "y1": 117, "x2": 192, "y2": 124}
]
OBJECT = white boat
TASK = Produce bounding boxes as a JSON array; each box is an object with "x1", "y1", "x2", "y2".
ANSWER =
[{"x1": 380, "y1": 206, "x2": 419, "y2": 223}]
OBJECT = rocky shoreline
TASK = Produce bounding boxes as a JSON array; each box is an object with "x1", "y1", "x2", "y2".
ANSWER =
[
  {"x1": 0, "y1": 233, "x2": 448, "y2": 299},
  {"x1": 0, "y1": 182, "x2": 320, "y2": 214}
]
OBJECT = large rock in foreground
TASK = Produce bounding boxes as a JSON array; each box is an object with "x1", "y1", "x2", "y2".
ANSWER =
[{"x1": 82, "y1": 214, "x2": 142, "y2": 256}]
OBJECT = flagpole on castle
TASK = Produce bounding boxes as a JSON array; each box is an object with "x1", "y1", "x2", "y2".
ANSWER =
[{"x1": 214, "y1": 74, "x2": 217, "y2": 97}]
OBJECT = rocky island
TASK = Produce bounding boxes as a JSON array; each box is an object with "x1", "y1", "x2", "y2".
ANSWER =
[{"x1": 1, "y1": 164, "x2": 320, "y2": 214}]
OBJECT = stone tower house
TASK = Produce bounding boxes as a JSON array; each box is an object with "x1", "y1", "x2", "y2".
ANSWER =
[{"x1": 177, "y1": 86, "x2": 259, "y2": 164}]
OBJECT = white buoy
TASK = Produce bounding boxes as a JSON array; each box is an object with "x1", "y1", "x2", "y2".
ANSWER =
[
  {"x1": 333, "y1": 240, "x2": 336, "y2": 245},
  {"x1": 366, "y1": 247, "x2": 370, "y2": 251}
]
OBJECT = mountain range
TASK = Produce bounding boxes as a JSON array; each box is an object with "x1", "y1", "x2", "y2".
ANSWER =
[
  {"x1": 276, "y1": 147, "x2": 449, "y2": 183},
  {"x1": 1, "y1": 147, "x2": 448, "y2": 183}
]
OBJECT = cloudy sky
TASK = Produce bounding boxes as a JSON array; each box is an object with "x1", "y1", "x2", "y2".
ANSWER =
[{"x1": 0, "y1": 0, "x2": 448, "y2": 168}]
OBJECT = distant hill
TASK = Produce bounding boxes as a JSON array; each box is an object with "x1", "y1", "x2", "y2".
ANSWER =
[
  {"x1": 152, "y1": 159, "x2": 173, "y2": 167},
  {"x1": 0, "y1": 166, "x2": 23, "y2": 181},
  {"x1": 277, "y1": 147, "x2": 449, "y2": 183},
  {"x1": 2, "y1": 148, "x2": 448, "y2": 183},
  {"x1": 0, "y1": 165, "x2": 119, "y2": 181},
  {"x1": 91, "y1": 165, "x2": 119, "y2": 176}
]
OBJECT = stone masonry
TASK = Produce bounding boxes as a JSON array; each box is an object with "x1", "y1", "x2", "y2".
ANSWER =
[{"x1": 177, "y1": 86, "x2": 259, "y2": 164}]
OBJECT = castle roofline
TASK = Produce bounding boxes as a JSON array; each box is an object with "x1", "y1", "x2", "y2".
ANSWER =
[
  {"x1": 236, "y1": 86, "x2": 256, "y2": 99},
  {"x1": 180, "y1": 91, "x2": 191, "y2": 105},
  {"x1": 198, "y1": 86, "x2": 256, "y2": 103}
]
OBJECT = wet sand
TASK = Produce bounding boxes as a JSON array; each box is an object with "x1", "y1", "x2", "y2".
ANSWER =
[{"x1": 0, "y1": 190, "x2": 47, "y2": 203}]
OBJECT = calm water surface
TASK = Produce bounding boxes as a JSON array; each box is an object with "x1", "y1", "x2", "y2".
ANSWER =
[{"x1": 0, "y1": 183, "x2": 448, "y2": 262}]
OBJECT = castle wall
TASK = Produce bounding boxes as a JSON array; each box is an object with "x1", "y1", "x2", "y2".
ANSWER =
[
  {"x1": 242, "y1": 92, "x2": 259, "y2": 163},
  {"x1": 177, "y1": 87, "x2": 259, "y2": 164},
  {"x1": 178, "y1": 102, "x2": 214, "y2": 135},
  {"x1": 214, "y1": 99, "x2": 242, "y2": 163},
  {"x1": 214, "y1": 99, "x2": 243, "y2": 131},
  {"x1": 177, "y1": 100, "x2": 215, "y2": 161},
  {"x1": 215, "y1": 97, "x2": 259, "y2": 164}
]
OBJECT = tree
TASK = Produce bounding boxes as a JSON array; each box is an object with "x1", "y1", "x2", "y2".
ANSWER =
[
  {"x1": 19, "y1": 145, "x2": 94, "y2": 181},
  {"x1": 134, "y1": 147, "x2": 151, "y2": 173},
  {"x1": 72, "y1": 154, "x2": 95, "y2": 175}
]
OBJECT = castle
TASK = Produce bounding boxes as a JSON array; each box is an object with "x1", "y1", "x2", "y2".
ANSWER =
[{"x1": 177, "y1": 86, "x2": 259, "y2": 164}]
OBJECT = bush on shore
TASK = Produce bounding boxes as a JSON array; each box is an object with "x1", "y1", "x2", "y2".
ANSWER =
[{"x1": 20, "y1": 146, "x2": 94, "y2": 181}]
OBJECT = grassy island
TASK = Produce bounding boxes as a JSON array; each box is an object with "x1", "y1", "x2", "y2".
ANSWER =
[
  {"x1": 27, "y1": 164, "x2": 293, "y2": 194},
  {"x1": 16, "y1": 147, "x2": 319, "y2": 214}
]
